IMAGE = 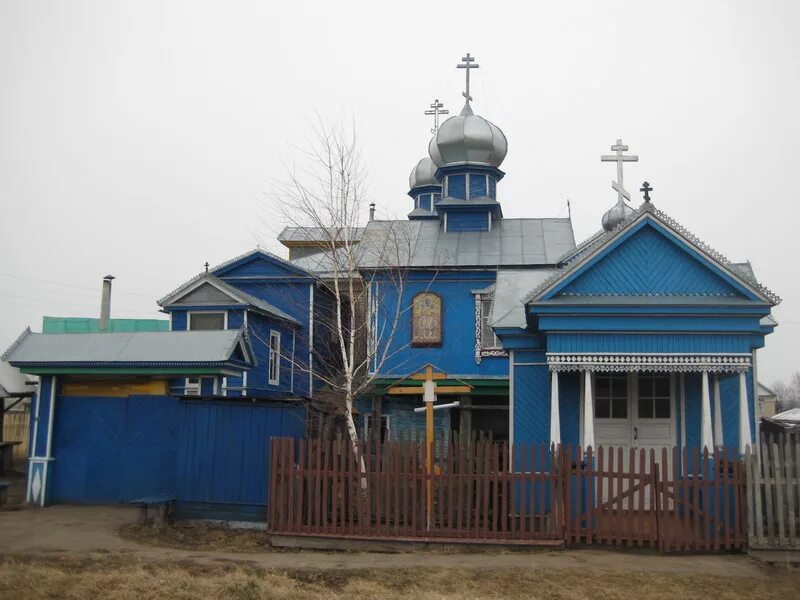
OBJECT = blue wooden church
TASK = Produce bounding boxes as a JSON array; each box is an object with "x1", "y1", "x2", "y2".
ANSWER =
[{"x1": 4, "y1": 54, "x2": 779, "y2": 520}]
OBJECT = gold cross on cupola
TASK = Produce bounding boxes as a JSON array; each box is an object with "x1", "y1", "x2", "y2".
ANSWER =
[
  {"x1": 457, "y1": 52, "x2": 479, "y2": 102},
  {"x1": 425, "y1": 98, "x2": 449, "y2": 134},
  {"x1": 601, "y1": 138, "x2": 639, "y2": 202}
]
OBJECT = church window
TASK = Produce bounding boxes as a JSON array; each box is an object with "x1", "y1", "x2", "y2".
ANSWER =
[
  {"x1": 189, "y1": 311, "x2": 226, "y2": 331},
  {"x1": 447, "y1": 174, "x2": 467, "y2": 199},
  {"x1": 433, "y1": 192, "x2": 441, "y2": 206},
  {"x1": 411, "y1": 292, "x2": 442, "y2": 346},
  {"x1": 480, "y1": 297, "x2": 500, "y2": 349},
  {"x1": 474, "y1": 290, "x2": 507, "y2": 363},
  {"x1": 268, "y1": 330, "x2": 281, "y2": 385},
  {"x1": 488, "y1": 177, "x2": 496, "y2": 199},
  {"x1": 469, "y1": 174, "x2": 487, "y2": 198},
  {"x1": 595, "y1": 375, "x2": 628, "y2": 419}
]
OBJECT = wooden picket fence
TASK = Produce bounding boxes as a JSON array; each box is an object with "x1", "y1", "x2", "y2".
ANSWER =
[
  {"x1": 745, "y1": 433, "x2": 800, "y2": 549},
  {"x1": 268, "y1": 438, "x2": 746, "y2": 551},
  {"x1": 563, "y1": 445, "x2": 746, "y2": 551}
]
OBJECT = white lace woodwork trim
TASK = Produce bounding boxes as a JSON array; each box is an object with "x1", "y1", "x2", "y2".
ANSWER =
[
  {"x1": 547, "y1": 352, "x2": 751, "y2": 373},
  {"x1": 474, "y1": 292, "x2": 507, "y2": 364},
  {"x1": 527, "y1": 203, "x2": 781, "y2": 305}
]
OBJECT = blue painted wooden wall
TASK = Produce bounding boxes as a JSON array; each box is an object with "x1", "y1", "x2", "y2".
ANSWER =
[
  {"x1": 374, "y1": 271, "x2": 507, "y2": 378},
  {"x1": 51, "y1": 395, "x2": 180, "y2": 504},
  {"x1": 175, "y1": 400, "x2": 306, "y2": 520}
]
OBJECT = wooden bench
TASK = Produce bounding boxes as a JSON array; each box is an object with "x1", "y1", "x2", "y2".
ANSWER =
[{"x1": 128, "y1": 493, "x2": 176, "y2": 528}]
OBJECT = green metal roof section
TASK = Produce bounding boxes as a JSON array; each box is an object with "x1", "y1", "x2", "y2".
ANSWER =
[{"x1": 43, "y1": 317, "x2": 169, "y2": 334}]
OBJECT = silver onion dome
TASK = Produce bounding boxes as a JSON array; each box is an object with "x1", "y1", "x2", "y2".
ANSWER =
[
  {"x1": 428, "y1": 102, "x2": 508, "y2": 168},
  {"x1": 601, "y1": 199, "x2": 635, "y2": 231},
  {"x1": 409, "y1": 157, "x2": 439, "y2": 189}
]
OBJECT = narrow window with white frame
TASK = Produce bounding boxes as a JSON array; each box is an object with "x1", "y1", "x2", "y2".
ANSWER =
[
  {"x1": 268, "y1": 330, "x2": 281, "y2": 385},
  {"x1": 480, "y1": 297, "x2": 501, "y2": 350}
]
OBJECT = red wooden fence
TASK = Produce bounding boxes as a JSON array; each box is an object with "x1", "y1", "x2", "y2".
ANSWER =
[{"x1": 268, "y1": 438, "x2": 746, "y2": 551}]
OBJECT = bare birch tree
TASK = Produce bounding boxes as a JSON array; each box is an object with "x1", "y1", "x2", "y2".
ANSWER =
[{"x1": 267, "y1": 116, "x2": 418, "y2": 471}]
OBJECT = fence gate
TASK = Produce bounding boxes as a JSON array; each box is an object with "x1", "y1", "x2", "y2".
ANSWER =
[{"x1": 269, "y1": 438, "x2": 747, "y2": 551}]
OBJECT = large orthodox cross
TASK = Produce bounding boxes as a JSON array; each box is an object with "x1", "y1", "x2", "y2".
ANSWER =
[
  {"x1": 425, "y1": 98, "x2": 449, "y2": 134},
  {"x1": 601, "y1": 138, "x2": 638, "y2": 202},
  {"x1": 457, "y1": 52, "x2": 479, "y2": 102},
  {"x1": 388, "y1": 364, "x2": 471, "y2": 529}
]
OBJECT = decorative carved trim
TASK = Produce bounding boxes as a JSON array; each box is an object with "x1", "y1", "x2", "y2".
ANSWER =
[
  {"x1": 524, "y1": 202, "x2": 781, "y2": 305},
  {"x1": 474, "y1": 290, "x2": 507, "y2": 364},
  {"x1": 547, "y1": 352, "x2": 751, "y2": 374}
]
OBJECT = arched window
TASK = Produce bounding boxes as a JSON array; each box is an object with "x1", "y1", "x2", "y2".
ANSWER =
[{"x1": 411, "y1": 292, "x2": 442, "y2": 346}]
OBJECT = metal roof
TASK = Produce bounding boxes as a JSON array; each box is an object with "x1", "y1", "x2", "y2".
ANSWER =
[
  {"x1": 773, "y1": 408, "x2": 800, "y2": 423},
  {"x1": 277, "y1": 226, "x2": 365, "y2": 244},
  {"x1": 312, "y1": 217, "x2": 575, "y2": 270},
  {"x1": 158, "y1": 274, "x2": 300, "y2": 325},
  {"x1": 492, "y1": 269, "x2": 557, "y2": 329},
  {"x1": 5, "y1": 329, "x2": 253, "y2": 367},
  {"x1": 157, "y1": 248, "x2": 311, "y2": 308},
  {"x1": 523, "y1": 203, "x2": 781, "y2": 306}
]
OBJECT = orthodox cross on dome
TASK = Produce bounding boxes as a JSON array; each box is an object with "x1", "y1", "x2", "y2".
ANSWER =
[
  {"x1": 457, "y1": 53, "x2": 479, "y2": 102},
  {"x1": 425, "y1": 98, "x2": 449, "y2": 134},
  {"x1": 640, "y1": 181, "x2": 653, "y2": 203},
  {"x1": 601, "y1": 138, "x2": 638, "y2": 202}
]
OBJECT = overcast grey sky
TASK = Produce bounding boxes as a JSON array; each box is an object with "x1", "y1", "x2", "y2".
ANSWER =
[{"x1": 1, "y1": 1, "x2": 798, "y2": 384}]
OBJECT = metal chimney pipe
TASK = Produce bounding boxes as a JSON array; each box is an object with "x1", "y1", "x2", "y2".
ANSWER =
[
  {"x1": 369, "y1": 202, "x2": 376, "y2": 221},
  {"x1": 99, "y1": 275, "x2": 115, "y2": 331}
]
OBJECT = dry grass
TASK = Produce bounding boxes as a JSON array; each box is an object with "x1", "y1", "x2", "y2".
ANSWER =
[
  {"x1": 1, "y1": 555, "x2": 799, "y2": 600},
  {"x1": 118, "y1": 522, "x2": 269, "y2": 553}
]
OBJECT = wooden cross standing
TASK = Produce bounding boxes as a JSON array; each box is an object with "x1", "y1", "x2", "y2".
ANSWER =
[{"x1": 388, "y1": 364, "x2": 471, "y2": 529}]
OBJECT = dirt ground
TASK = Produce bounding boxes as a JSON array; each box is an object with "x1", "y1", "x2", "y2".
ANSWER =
[{"x1": 1, "y1": 505, "x2": 799, "y2": 599}]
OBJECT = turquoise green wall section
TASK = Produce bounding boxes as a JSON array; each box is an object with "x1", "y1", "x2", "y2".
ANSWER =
[{"x1": 43, "y1": 317, "x2": 169, "y2": 333}]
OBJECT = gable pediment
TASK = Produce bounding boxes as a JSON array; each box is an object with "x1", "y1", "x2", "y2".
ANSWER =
[
  {"x1": 545, "y1": 219, "x2": 762, "y2": 301},
  {"x1": 213, "y1": 250, "x2": 310, "y2": 279},
  {"x1": 173, "y1": 282, "x2": 241, "y2": 305}
]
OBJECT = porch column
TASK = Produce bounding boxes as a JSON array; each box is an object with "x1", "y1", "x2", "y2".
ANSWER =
[
  {"x1": 713, "y1": 375, "x2": 724, "y2": 447},
  {"x1": 550, "y1": 370, "x2": 561, "y2": 446},
  {"x1": 739, "y1": 371, "x2": 753, "y2": 454},
  {"x1": 582, "y1": 370, "x2": 595, "y2": 451},
  {"x1": 701, "y1": 370, "x2": 714, "y2": 452}
]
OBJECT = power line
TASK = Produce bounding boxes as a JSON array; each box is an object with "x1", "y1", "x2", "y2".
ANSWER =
[
  {"x1": 0, "y1": 272, "x2": 154, "y2": 298},
  {"x1": 0, "y1": 292, "x2": 160, "y2": 317}
]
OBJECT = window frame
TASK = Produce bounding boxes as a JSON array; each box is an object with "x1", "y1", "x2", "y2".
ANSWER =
[
  {"x1": 473, "y1": 289, "x2": 507, "y2": 363},
  {"x1": 594, "y1": 373, "x2": 630, "y2": 420},
  {"x1": 187, "y1": 311, "x2": 227, "y2": 331},
  {"x1": 268, "y1": 330, "x2": 281, "y2": 385},
  {"x1": 411, "y1": 292, "x2": 443, "y2": 347},
  {"x1": 636, "y1": 374, "x2": 672, "y2": 419}
]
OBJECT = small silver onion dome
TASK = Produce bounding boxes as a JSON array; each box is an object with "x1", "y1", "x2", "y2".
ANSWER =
[
  {"x1": 601, "y1": 199, "x2": 635, "y2": 231},
  {"x1": 409, "y1": 157, "x2": 439, "y2": 189},
  {"x1": 428, "y1": 102, "x2": 508, "y2": 168}
]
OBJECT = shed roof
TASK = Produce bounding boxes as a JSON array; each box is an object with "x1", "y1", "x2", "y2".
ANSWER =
[
  {"x1": 773, "y1": 408, "x2": 800, "y2": 423},
  {"x1": 5, "y1": 329, "x2": 254, "y2": 367},
  {"x1": 492, "y1": 269, "x2": 557, "y2": 329}
]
